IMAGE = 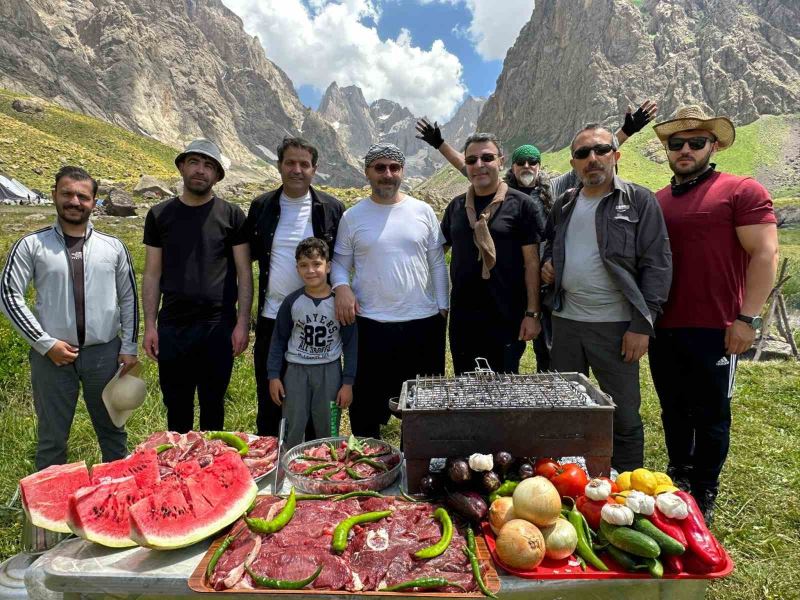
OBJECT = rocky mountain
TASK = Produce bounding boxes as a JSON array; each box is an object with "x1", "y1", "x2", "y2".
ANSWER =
[
  {"x1": 478, "y1": 0, "x2": 800, "y2": 151},
  {"x1": 0, "y1": 0, "x2": 363, "y2": 186},
  {"x1": 441, "y1": 96, "x2": 486, "y2": 152},
  {"x1": 317, "y1": 82, "x2": 378, "y2": 158}
]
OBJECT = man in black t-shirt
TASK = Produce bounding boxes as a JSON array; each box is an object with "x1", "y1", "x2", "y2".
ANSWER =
[
  {"x1": 441, "y1": 133, "x2": 546, "y2": 374},
  {"x1": 142, "y1": 139, "x2": 252, "y2": 432}
]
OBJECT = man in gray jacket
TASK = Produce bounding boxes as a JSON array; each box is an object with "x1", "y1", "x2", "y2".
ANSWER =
[
  {"x1": 541, "y1": 124, "x2": 671, "y2": 473},
  {"x1": 0, "y1": 166, "x2": 139, "y2": 469}
]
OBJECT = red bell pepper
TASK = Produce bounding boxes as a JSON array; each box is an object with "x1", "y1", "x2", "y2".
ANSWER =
[
  {"x1": 575, "y1": 495, "x2": 608, "y2": 530},
  {"x1": 647, "y1": 507, "x2": 688, "y2": 546},
  {"x1": 661, "y1": 554, "x2": 684, "y2": 574},
  {"x1": 674, "y1": 491, "x2": 725, "y2": 569}
]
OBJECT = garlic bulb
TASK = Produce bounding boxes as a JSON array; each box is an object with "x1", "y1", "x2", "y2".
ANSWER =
[
  {"x1": 625, "y1": 490, "x2": 655, "y2": 515},
  {"x1": 468, "y1": 453, "x2": 494, "y2": 472},
  {"x1": 584, "y1": 478, "x2": 612, "y2": 501},
  {"x1": 655, "y1": 493, "x2": 689, "y2": 520},
  {"x1": 601, "y1": 503, "x2": 634, "y2": 526}
]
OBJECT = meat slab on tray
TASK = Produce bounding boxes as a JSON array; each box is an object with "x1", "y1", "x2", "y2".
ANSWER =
[
  {"x1": 288, "y1": 438, "x2": 400, "y2": 482},
  {"x1": 203, "y1": 495, "x2": 492, "y2": 594},
  {"x1": 136, "y1": 431, "x2": 278, "y2": 480}
]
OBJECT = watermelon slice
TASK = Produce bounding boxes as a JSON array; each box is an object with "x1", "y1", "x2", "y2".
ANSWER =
[
  {"x1": 19, "y1": 461, "x2": 91, "y2": 533},
  {"x1": 67, "y1": 476, "x2": 144, "y2": 547},
  {"x1": 129, "y1": 451, "x2": 257, "y2": 549},
  {"x1": 90, "y1": 448, "x2": 160, "y2": 488}
]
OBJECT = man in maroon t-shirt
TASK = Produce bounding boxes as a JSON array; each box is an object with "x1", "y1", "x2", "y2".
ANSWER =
[{"x1": 650, "y1": 106, "x2": 778, "y2": 522}]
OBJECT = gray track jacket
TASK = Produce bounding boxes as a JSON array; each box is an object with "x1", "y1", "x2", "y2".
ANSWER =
[{"x1": 0, "y1": 220, "x2": 139, "y2": 355}]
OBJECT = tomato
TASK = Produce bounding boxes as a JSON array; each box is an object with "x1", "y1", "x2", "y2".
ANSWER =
[
  {"x1": 533, "y1": 457, "x2": 560, "y2": 480},
  {"x1": 597, "y1": 476, "x2": 619, "y2": 494},
  {"x1": 575, "y1": 495, "x2": 609, "y2": 531},
  {"x1": 550, "y1": 463, "x2": 589, "y2": 499}
]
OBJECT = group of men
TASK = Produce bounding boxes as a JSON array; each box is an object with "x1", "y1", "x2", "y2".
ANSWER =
[{"x1": 0, "y1": 102, "x2": 778, "y2": 523}]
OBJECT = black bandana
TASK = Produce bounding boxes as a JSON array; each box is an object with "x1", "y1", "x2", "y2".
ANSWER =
[{"x1": 670, "y1": 163, "x2": 717, "y2": 196}]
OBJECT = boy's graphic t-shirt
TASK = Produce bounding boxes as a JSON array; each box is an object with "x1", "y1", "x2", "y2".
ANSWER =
[{"x1": 266, "y1": 287, "x2": 357, "y2": 384}]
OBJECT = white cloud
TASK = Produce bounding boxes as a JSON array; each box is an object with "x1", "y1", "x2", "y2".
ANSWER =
[{"x1": 223, "y1": 0, "x2": 466, "y2": 121}]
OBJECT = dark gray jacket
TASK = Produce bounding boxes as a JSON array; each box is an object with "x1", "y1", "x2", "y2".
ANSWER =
[{"x1": 542, "y1": 176, "x2": 672, "y2": 336}]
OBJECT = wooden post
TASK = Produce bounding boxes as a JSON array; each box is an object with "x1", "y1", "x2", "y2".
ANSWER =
[{"x1": 754, "y1": 258, "x2": 794, "y2": 362}]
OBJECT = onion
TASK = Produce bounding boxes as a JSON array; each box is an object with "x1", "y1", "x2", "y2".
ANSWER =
[
  {"x1": 512, "y1": 476, "x2": 562, "y2": 527},
  {"x1": 495, "y1": 519, "x2": 546, "y2": 570},
  {"x1": 488, "y1": 497, "x2": 516, "y2": 535},
  {"x1": 539, "y1": 518, "x2": 578, "y2": 560}
]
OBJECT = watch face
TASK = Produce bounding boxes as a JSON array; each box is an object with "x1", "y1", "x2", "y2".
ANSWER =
[{"x1": 751, "y1": 316, "x2": 763, "y2": 329}]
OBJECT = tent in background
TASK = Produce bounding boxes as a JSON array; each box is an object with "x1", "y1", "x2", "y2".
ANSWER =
[{"x1": 0, "y1": 174, "x2": 39, "y2": 203}]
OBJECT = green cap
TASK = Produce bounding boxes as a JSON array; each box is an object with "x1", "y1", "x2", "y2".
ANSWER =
[{"x1": 511, "y1": 144, "x2": 541, "y2": 164}]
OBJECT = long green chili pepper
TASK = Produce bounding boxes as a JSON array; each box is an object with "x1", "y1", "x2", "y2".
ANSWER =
[
  {"x1": 331, "y1": 510, "x2": 392, "y2": 553},
  {"x1": 205, "y1": 525, "x2": 247, "y2": 579},
  {"x1": 466, "y1": 527, "x2": 477, "y2": 555},
  {"x1": 383, "y1": 577, "x2": 467, "y2": 592},
  {"x1": 155, "y1": 443, "x2": 174, "y2": 454},
  {"x1": 246, "y1": 564, "x2": 323, "y2": 589},
  {"x1": 301, "y1": 462, "x2": 337, "y2": 475},
  {"x1": 400, "y1": 491, "x2": 422, "y2": 503},
  {"x1": 327, "y1": 443, "x2": 339, "y2": 461},
  {"x1": 414, "y1": 508, "x2": 453, "y2": 559},
  {"x1": 205, "y1": 431, "x2": 249, "y2": 456},
  {"x1": 332, "y1": 490, "x2": 384, "y2": 502},
  {"x1": 245, "y1": 488, "x2": 296, "y2": 533},
  {"x1": 345, "y1": 466, "x2": 365, "y2": 480},
  {"x1": 353, "y1": 457, "x2": 389, "y2": 472},
  {"x1": 323, "y1": 467, "x2": 343, "y2": 481},
  {"x1": 299, "y1": 454, "x2": 330, "y2": 462},
  {"x1": 291, "y1": 493, "x2": 333, "y2": 500},
  {"x1": 566, "y1": 499, "x2": 609, "y2": 572},
  {"x1": 462, "y1": 546, "x2": 497, "y2": 598}
]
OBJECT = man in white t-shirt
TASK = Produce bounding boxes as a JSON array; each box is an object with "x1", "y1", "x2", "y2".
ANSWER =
[
  {"x1": 332, "y1": 143, "x2": 449, "y2": 438},
  {"x1": 246, "y1": 138, "x2": 345, "y2": 436}
]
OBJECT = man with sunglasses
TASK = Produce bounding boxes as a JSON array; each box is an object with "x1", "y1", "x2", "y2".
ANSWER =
[
  {"x1": 332, "y1": 143, "x2": 448, "y2": 438},
  {"x1": 441, "y1": 133, "x2": 546, "y2": 374},
  {"x1": 541, "y1": 124, "x2": 671, "y2": 475},
  {"x1": 650, "y1": 106, "x2": 778, "y2": 522}
]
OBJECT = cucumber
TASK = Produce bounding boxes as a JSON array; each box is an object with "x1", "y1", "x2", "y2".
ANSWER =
[
  {"x1": 643, "y1": 557, "x2": 664, "y2": 578},
  {"x1": 633, "y1": 515, "x2": 686, "y2": 556},
  {"x1": 605, "y1": 545, "x2": 641, "y2": 572},
  {"x1": 599, "y1": 521, "x2": 660, "y2": 559}
]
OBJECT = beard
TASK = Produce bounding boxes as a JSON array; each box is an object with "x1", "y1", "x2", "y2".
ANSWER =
[
  {"x1": 669, "y1": 149, "x2": 713, "y2": 179},
  {"x1": 517, "y1": 171, "x2": 536, "y2": 187},
  {"x1": 184, "y1": 177, "x2": 213, "y2": 196},
  {"x1": 581, "y1": 161, "x2": 611, "y2": 186},
  {"x1": 57, "y1": 205, "x2": 91, "y2": 225},
  {"x1": 372, "y1": 180, "x2": 400, "y2": 200}
]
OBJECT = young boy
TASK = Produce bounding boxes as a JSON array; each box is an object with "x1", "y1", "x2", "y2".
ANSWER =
[{"x1": 267, "y1": 238, "x2": 357, "y2": 448}]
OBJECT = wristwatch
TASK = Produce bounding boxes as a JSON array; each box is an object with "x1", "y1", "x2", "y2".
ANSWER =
[
  {"x1": 736, "y1": 314, "x2": 763, "y2": 330},
  {"x1": 525, "y1": 311, "x2": 542, "y2": 319}
]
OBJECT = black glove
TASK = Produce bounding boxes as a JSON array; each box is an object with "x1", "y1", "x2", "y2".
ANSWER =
[
  {"x1": 415, "y1": 119, "x2": 444, "y2": 149},
  {"x1": 621, "y1": 106, "x2": 654, "y2": 136}
]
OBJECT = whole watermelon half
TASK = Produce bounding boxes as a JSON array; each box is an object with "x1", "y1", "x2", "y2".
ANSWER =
[
  {"x1": 129, "y1": 451, "x2": 257, "y2": 549},
  {"x1": 19, "y1": 461, "x2": 91, "y2": 533},
  {"x1": 67, "y1": 476, "x2": 144, "y2": 547}
]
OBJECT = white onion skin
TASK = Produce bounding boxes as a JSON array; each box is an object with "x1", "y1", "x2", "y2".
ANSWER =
[
  {"x1": 512, "y1": 476, "x2": 562, "y2": 527},
  {"x1": 539, "y1": 518, "x2": 578, "y2": 560}
]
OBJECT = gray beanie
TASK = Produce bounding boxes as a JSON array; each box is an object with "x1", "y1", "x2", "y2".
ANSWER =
[{"x1": 364, "y1": 143, "x2": 405, "y2": 169}]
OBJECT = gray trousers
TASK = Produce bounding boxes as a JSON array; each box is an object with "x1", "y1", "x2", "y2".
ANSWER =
[
  {"x1": 550, "y1": 316, "x2": 644, "y2": 472},
  {"x1": 282, "y1": 361, "x2": 341, "y2": 449},
  {"x1": 30, "y1": 338, "x2": 127, "y2": 469}
]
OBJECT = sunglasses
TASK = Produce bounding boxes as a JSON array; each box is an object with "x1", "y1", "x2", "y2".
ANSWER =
[
  {"x1": 464, "y1": 153, "x2": 499, "y2": 165},
  {"x1": 372, "y1": 163, "x2": 402, "y2": 173},
  {"x1": 572, "y1": 144, "x2": 615, "y2": 159},
  {"x1": 667, "y1": 136, "x2": 713, "y2": 151},
  {"x1": 514, "y1": 158, "x2": 540, "y2": 167}
]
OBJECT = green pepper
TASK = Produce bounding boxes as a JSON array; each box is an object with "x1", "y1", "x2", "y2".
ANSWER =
[
  {"x1": 332, "y1": 490, "x2": 384, "y2": 502},
  {"x1": 352, "y1": 457, "x2": 389, "y2": 472},
  {"x1": 488, "y1": 480, "x2": 518, "y2": 504},
  {"x1": 155, "y1": 443, "x2": 173, "y2": 454},
  {"x1": 331, "y1": 510, "x2": 392, "y2": 553},
  {"x1": 462, "y1": 546, "x2": 497, "y2": 598},
  {"x1": 400, "y1": 492, "x2": 422, "y2": 503},
  {"x1": 205, "y1": 525, "x2": 247, "y2": 579},
  {"x1": 345, "y1": 466, "x2": 365, "y2": 480},
  {"x1": 302, "y1": 462, "x2": 336, "y2": 476},
  {"x1": 245, "y1": 488, "x2": 296, "y2": 534},
  {"x1": 299, "y1": 455, "x2": 330, "y2": 462},
  {"x1": 566, "y1": 498, "x2": 609, "y2": 572},
  {"x1": 246, "y1": 564, "x2": 323, "y2": 589},
  {"x1": 382, "y1": 577, "x2": 467, "y2": 592},
  {"x1": 323, "y1": 467, "x2": 343, "y2": 481},
  {"x1": 466, "y1": 526, "x2": 477, "y2": 554},
  {"x1": 205, "y1": 431, "x2": 249, "y2": 456},
  {"x1": 413, "y1": 508, "x2": 453, "y2": 559},
  {"x1": 327, "y1": 442, "x2": 339, "y2": 461},
  {"x1": 291, "y1": 493, "x2": 334, "y2": 500}
]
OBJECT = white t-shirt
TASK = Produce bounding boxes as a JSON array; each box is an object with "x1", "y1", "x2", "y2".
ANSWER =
[
  {"x1": 331, "y1": 195, "x2": 449, "y2": 322},
  {"x1": 263, "y1": 191, "x2": 314, "y2": 318}
]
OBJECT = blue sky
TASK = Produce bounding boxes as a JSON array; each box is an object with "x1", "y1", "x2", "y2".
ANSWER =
[{"x1": 223, "y1": 0, "x2": 536, "y2": 121}]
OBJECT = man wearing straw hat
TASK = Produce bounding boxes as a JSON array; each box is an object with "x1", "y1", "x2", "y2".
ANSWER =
[
  {"x1": 650, "y1": 106, "x2": 778, "y2": 522},
  {"x1": 0, "y1": 166, "x2": 139, "y2": 469}
]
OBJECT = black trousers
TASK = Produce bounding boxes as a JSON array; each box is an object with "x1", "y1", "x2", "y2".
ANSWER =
[
  {"x1": 351, "y1": 314, "x2": 446, "y2": 438},
  {"x1": 449, "y1": 307, "x2": 526, "y2": 375},
  {"x1": 254, "y1": 316, "x2": 317, "y2": 439},
  {"x1": 649, "y1": 328, "x2": 736, "y2": 491},
  {"x1": 158, "y1": 321, "x2": 234, "y2": 433}
]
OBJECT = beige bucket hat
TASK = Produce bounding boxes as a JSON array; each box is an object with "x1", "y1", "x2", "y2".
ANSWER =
[
  {"x1": 102, "y1": 363, "x2": 146, "y2": 428},
  {"x1": 653, "y1": 105, "x2": 736, "y2": 151}
]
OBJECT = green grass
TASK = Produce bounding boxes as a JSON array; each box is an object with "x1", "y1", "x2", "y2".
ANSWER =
[{"x1": 0, "y1": 210, "x2": 799, "y2": 598}]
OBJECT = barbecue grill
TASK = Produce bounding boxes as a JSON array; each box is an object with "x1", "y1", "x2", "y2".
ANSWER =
[{"x1": 389, "y1": 361, "x2": 616, "y2": 493}]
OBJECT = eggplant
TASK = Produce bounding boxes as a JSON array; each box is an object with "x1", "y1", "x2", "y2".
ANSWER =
[
  {"x1": 446, "y1": 458, "x2": 471, "y2": 484},
  {"x1": 518, "y1": 461, "x2": 535, "y2": 480},
  {"x1": 493, "y1": 451, "x2": 513, "y2": 477},
  {"x1": 481, "y1": 471, "x2": 501, "y2": 493},
  {"x1": 419, "y1": 474, "x2": 441, "y2": 496},
  {"x1": 445, "y1": 490, "x2": 488, "y2": 523}
]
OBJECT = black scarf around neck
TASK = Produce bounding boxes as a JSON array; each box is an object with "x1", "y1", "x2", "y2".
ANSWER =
[{"x1": 670, "y1": 163, "x2": 717, "y2": 196}]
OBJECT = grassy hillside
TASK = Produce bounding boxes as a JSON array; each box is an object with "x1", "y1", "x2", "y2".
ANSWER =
[{"x1": 0, "y1": 89, "x2": 179, "y2": 192}]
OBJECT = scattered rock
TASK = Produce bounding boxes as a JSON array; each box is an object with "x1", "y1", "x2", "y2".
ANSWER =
[
  {"x1": 11, "y1": 98, "x2": 45, "y2": 115},
  {"x1": 24, "y1": 213, "x2": 47, "y2": 222},
  {"x1": 104, "y1": 188, "x2": 136, "y2": 217},
  {"x1": 641, "y1": 139, "x2": 668, "y2": 164},
  {"x1": 96, "y1": 179, "x2": 115, "y2": 197},
  {"x1": 32, "y1": 167, "x2": 44, "y2": 175},
  {"x1": 133, "y1": 174, "x2": 172, "y2": 198}
]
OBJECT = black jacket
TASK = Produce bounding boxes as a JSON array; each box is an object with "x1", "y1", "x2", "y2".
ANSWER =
[
  {"x1": 245, "y1": 186, "x2": 345, "y2": 316},
  {"x1": 542, "y1": 176, "x2": 672, "y2": 336}
]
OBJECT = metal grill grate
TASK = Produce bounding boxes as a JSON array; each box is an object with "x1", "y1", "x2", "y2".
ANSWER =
[{"x1": 406, "y1": 361, "x2": 597, "y2": 410}]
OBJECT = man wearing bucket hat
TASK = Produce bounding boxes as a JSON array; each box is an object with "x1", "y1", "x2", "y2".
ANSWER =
[
  {"x1": 332, "y1": 143, "x2": 449, "y2": 438},
  {"x1": 650, "y1": 106, "x2": 778, "y2": 522},
  {"x1": 142, "y1": 139, "x2": 252, "y2": 432},
  {"x1": 0, "y1": 166, "x2": 138, "y2": 469}
]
